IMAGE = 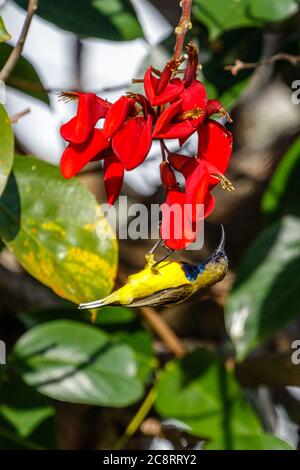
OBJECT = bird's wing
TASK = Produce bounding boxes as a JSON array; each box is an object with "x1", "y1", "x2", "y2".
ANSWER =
[{"x1": 124, "y1": 283, "x2": 193, "y2": 308}]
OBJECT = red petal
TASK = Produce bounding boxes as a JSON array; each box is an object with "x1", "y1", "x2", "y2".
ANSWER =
[
  {"x1": 168, "y1": 154, "x2": 192, "y2": 171},
  {"x1": 160, "y1": 188, "x2": 196, "y2": 250},
  {"x1": 197, "y1": 120, "x2": 233, "y2": 174},
  {"x1": 103, "y1": 96, "x2": 135, "y2": 139},
  {"x1": 144, "y1": 66, "x2": 183, "y2": 106},
  {"x1": 60, "y1": 93, "x2": 110, "y2": 144},
  {"x1": 181, "y1": 80, "x2": 207, "y2": 113},
  {"x1": 112, "y1": 115, "x2": 152, "y2": 171},
  {"x1": 178, "y1": 159, "x2": 213, "y2": 222},
  {"x1": 144, "y1": 66, "x2": 158, "y2": 105},
  {"x1": 153, "y1": 100, "x2": 194, "y2": 139},
  {"x1": 153, "y1": 78, "x2": 184, "y2": 106},
  {"x1": 160, "y1": 161, "x2": 177, "y2": 188},
  {"x1": 184, "y1": 161, "x2": 209, "y2": 204},
  {"x1": 60, "y1": 129, "x2": 109, "y2": 178},
  {"x1": 103, "y1": 154, "x2": 124, "y2": 205},
  {"x1": 206, "y1": 99, "x2": 223, "y2": 117}
]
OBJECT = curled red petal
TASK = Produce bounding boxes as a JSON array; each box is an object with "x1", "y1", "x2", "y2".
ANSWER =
[
  {"x1": 206, "y1": 99, "x2": 232, "y2": 123},
  {"x1": 153, "y1": 100, "x2": 194, "y2": 139},
  {"x1": 153, "y1": 78, "x2": 184, "y2": 106},
  {"x1": 160, "y1": 161, "x2": 177, "y2": 188},
  {"x1": 112, "y1": 115, "x2": 152, "y2": 171},
  {"x1": 168, "y1": 153, "x2": 192, "y2": 171},
  {"x1": 103, "y1": 154, "x2": 124, "y2": 205},
  {"x1": 60, "y1": 129, "x2": 109, "y2": 178},
  {"x1": 160, "y1": 188, "x2": 196, "y2": 250},
  {"x1": 144, "y1": 66, "x2": 158, "y2": 105},
  {"x1": 60, "y1": 93, "x2": 110, "y2": 144},
  {"x1": 181, "y1": 80, "x2": 207, "y2": 113},
  {"x1": 144, "y1": 66, "x2": 183, "y2": 106},
  {"x1": 197, "y1": 119, "x2": 233, "y2": 174},
  {"x1": 103, "y1": 96, "x2": 135, "y2": 139}
]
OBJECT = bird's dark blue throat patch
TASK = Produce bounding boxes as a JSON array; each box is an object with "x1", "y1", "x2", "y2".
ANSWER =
[{"x1": 181, "y1": 262, "x2": 204, "y2": 282}]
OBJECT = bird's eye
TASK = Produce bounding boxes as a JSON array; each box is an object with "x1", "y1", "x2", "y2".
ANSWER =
[{"x1": 215, "y1": 256, "x2": 220, "y2": 262}]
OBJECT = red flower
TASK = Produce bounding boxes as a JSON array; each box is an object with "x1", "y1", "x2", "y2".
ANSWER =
[
  {"x1": 144, "y1": 63, "x2": 184, "y2": 106},
  {"x1": 160, "y1": 186, "x2": 197, "y2": 250},
  {"x1": 103, "y1": 96, "x2": 135, "y2": 139},
  {"x1": 153, "y1": 80, "x2": 207, "y2": 140},
  {"x1": 168, "y1": 120, "x2": 233, "y2": 222},
  {"x1": 160, "y1": 162, "x2": 202, "y2": 251},
  {"x1": 60, "y1": 92, "x2": 110, "y2": 144},
  {"x1": 103, "y1": 154, "x2": 124, "y2": 205},
  {"x1": 61, "y1": 129, "x2": 110, "y2": 178},
  {"x1": 112, "y1": 114, "x2": 153, "y2": 171},
  {"x1": 197, "y1": 119, "x2": 233, "y2": 175},
  {"x1": 206, "y1": 99, "x2": 233, "y2": 123}
]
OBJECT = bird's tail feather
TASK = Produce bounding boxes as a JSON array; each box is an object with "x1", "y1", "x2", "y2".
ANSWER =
[{"x1": 78, "y1": 296, "x2": 112, "y2": 310}]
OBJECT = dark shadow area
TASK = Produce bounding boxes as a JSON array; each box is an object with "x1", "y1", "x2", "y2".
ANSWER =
[{"x1": 0, "y1": 172, "x2": 21, "y2": 242}]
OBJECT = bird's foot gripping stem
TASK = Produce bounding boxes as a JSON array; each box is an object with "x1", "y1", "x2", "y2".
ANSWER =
[{"x1": 145, "y1": 239, "x2": 174, "y2": 273}]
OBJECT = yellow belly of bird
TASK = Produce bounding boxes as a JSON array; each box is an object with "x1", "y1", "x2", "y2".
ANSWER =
[{"x1": 108, "y1": 261, "x2": 189, "y2": 305}]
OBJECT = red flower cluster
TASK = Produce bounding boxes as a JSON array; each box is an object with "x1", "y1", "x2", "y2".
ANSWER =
[{"x1": 60, "y1": 43, "x2": 234, "y2": 250}]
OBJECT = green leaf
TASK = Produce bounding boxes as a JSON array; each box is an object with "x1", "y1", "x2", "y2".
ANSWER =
[
  {"x1": 15, "y1": 0, "x2": 143, "y2": 41},
  {"x1": 114, "y1": 330, "x2": 157, "y2": 384},
  {"x1": 0, "y1": 377, "x2": 54, "y2": 438},
  {"x1": 155, "y1": 349, "x2": 261, "y2": 445},
  {"x1": 193, "y1": 0, "x2": 259, "y2": 40},
  {"x1": 0, "y1": 17, "x2": 11, "y2": 43},
  {"x1": 0, "y1": 155, "x2": 118, "y2": 305},
  {"x1": 205, "y1": 433, "x2": 293, "y2": 450},
  {"x1": 225, "y1": 216, "x2": 300, "y2": 360},
  {"x1": 262, "y1": 136, "x2": 300, "y2": 220},
  {"x1": 0, "y1": 43, "x2": 49, "y2": 104},
  {"x1": 18, "y1": 305, "x2": 156, "y2": 385},
  {"x1": 0, "y1": 104, "x2": 14, "y2": 198},
  {"x1": 193, "y1": 0, "x2": 300, "y2": 40},
  {"x1": 13, "y1": 320, "x2": 144, "y2": 407},
  {"x1": 249, "y1": 0, "x2": 299, "y2": 23}
]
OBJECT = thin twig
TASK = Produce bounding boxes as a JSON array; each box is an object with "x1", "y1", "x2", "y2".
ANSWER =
[
  {"x1": 114, "y1": 386, "x2": 157, "y2": 450},
  {"x1": 10, "y1": 107, "x2": 30, "y2": 123},
  {"x1": 0, "y1": 0, "x2": 38, "y2": 82},
  {"x1": 225, "y1": 53, "x2": 300, "y2": 76},
  {"x1": 139, "y1": 306, "x2": 186, "y2": 358},
  {"x1": 173, "y1": 0, "x2": 193, "y2": 60}
]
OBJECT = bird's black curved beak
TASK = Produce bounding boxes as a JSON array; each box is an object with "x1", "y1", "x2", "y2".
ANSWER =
[{"x1": 216, "y1": 224, "x2": 225, "y2": 254}]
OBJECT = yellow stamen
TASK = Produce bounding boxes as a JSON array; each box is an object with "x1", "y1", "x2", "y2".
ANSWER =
[
  {"x1": 57, "y1": 91, "x2": 79, "y2": 103},
  {"x1": 177, "y1": 107, "x2": 204, "y2": 121},
  {"x1": 220, "y1": 107, "x2": 233, "y2": 124},
  {"x1": 212, "y1": 174, "x2": 235, "y2": 192}
]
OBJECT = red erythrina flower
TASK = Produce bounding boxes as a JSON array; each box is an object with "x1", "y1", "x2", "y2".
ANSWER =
[
  {"x1": 206, "y1": 99, "x2": 233, "y2": 123},
  {"x1": 60, "y1": 92, "x2": 110, "y2": 144},
  {"x1": 197, "y1": 119, "x2": 233, "y2": 175},
  {"x1": 59, "y1": 41, "x2": 235, "y2": 248},
  {"x1": 60, "y1": 129, "x2": 110, "y2": 178},
  {"x1": 112, "y1": 113, "x2": 153, "y2": 171},
  {"x1": 144, "y1": 61, "x2": 184, "y2": 106},
  {"x1": 103, "y1": 96, "x2": 135, "y2": 139},
  {"x1": 153, "y1": 80, "x2": 207, "y2": 140},
  {"x1": 168, "y1": 120, "x2": 234, "y2": 222},
  {"x1": 103, "y1": 153, "x2": 124, "y2": 205},
  {"x1": 160, "y1": 163, "x2": 196, "y2": 250}
]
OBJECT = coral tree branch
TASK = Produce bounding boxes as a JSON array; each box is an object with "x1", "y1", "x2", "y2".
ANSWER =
[
  {"x1": 0, "y1": 0, "x2": 37, "y2": 82},
  {"x1": 173, "y1": 0, "x2": 193, "y2": 61}
]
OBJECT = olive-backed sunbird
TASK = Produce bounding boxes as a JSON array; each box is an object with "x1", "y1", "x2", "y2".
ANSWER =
[{"x1": 78, "y1": 226, "x2": 228, "y2": 310}]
